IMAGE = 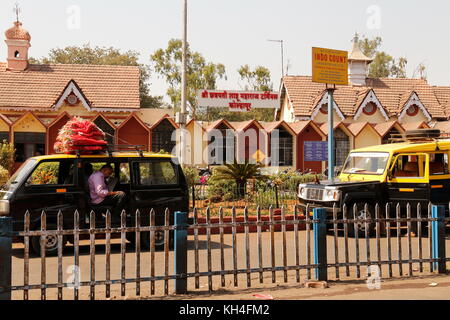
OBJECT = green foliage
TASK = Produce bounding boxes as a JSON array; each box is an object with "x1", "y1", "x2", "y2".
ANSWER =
[
  {"x1": 0, "y1": 166, "x2": 9, "y2": 187},
  {"x1": 238, "y1": 65, "x2": 273, "y2": 92},
  {"x1": 357, "y1": 34, "x2": 410, "y2": 79},
  {"x1": 210, "y1": 160, "x2": 267, "y2": 198},
  {"x1": 0, "y1": 140, "x2": 15, "y2": 173},
  {"x1": 269, "y1": 169, "x2": 324, "y2": 190},
  {"x1": 30, "y1": 44, "x2": 162, "y2": 108},
  {"x1": 182, "y1": 166, "x2": 199, "y2": 187},
  {"x1": 28, "y1": 162, "x2": 59, "y2": 185},
  {"x1": 151, "y1": 39, "x2": 227, "y2": 116},
  {"x1": 206, "y1": 178, "x2": 237, "y2": 203}
]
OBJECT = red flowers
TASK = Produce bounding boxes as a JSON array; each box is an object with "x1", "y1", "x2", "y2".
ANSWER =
[{"x1": 54, "y1": 117, "x2": 108, "y2": 154}]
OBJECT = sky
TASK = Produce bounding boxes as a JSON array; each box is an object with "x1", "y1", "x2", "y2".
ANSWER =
[{"x1": 1, "y1": 0, "x2": 449, "y2": 102}]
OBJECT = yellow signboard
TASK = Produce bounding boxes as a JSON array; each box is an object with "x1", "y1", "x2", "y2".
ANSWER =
[
  {"x1": 312, "y1": 47, "x2": 349, "y2": 85},
  {"x1": 252, "y1": 150, "x2": 266, "y2": 163}
]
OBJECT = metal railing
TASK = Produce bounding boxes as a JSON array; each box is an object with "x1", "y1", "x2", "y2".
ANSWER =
[{"x1": 0, "y1": 202, "x2": 448, "y2": 300}]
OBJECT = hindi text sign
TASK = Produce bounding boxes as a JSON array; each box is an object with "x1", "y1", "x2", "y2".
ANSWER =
[{"x1": 198, "y1": 90, "x2": 280, "y2": 112}]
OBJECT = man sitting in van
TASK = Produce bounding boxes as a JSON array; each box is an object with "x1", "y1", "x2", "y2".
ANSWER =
[{"x1": 88, "y1": 164, "x2": 126, "y2": 222}]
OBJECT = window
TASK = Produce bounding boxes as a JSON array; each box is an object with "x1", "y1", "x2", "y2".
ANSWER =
[
  {"x1": 343, "y1": 152, "x2": 390, "y2": 175},
  {"x1": 14, "y1": 132, "x2": 46, "y2": 162},
  {"x1": 137, "y1": 161, "x2": 177, "y2": 186},
  {"x1": 209, "y1": 126, "x2": 235, "y2": 165},
  {"x1": 392, "y1": 154, "x2": 427, "y2": 178},
  {"x1": 152, "y1": 119, "x2": 176, "y2": 153},
  {"x1": 429, "y1": 153, "x2": 449, "y2": 175},
  {"x1": 273, "y1": 128, "x2": 293, "y2": 166},
  {"x1": 363, "y1": 102, "x2": 377, "y2": 116},
  {"x1": 334, "y1": 128, "x2": 350, "y2": 167},
  {"x1": 406, "y1": 105, "x2": 419, "y2": 117},
  {"x1": 119, "y1": 163, "x2": 131, "y2": 184},
  {"x1": 27, "y1": 160, "x2": 75, "y2": 186}
]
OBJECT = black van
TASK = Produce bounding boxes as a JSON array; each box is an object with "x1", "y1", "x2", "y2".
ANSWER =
[{"x1": 0, "y1": 152, "x2": 189, "y2": 255}]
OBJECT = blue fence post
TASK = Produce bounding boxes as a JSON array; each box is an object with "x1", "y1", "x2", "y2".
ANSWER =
[
  {"x1": 174, "y1": 211, "x2": 188, "y2": 294},
  {"x1": 0, "y1": 217, "x2": 12, "y2": 301},
  {"x1": 431, "y1": 205, "x2": 446, "y2": 273},
  {"x1": 313, "y1": 208, "x2": 328, "y2": 281}
]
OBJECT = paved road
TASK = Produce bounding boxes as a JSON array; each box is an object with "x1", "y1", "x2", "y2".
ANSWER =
[{"x1": 10, "y1": 230, "x2": 450, "y2": 300}]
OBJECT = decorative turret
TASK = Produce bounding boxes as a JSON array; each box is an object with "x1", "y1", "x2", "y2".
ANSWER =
[
  {"x1": 4, "y1": 7, "x2": 31, "y2": 72},
  {"x1": 348, "y1": 34, "x2": 372, "y2": 86}
]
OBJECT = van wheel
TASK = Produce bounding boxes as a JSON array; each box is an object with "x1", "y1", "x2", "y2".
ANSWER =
[
  {"x1": 31, "y1": 223, "x2": 66, "y2": 257},
  {"x1": 141, "y1": 230, "x2": 173, "y2": 251},
  {"x1": 348, "y1": 203, "x2": 375, "y2": 238}
]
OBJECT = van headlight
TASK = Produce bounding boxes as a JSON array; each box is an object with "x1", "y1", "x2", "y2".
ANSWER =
[
  {"x1": 298, "y1": 185, "x2": 307, "y2": 199},
  {"x1": 323, "y1": 189, "x2": 341, "y2": 201},
  {"x1": 0, "y1": 200, "x2": 9, "y2": 216}
]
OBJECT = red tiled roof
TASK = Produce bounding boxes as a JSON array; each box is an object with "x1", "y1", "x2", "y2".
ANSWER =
[
  {"x1": 402, "y1": 121, "x2": 430, "y2": 131},
  {"x1": 283, "y1": 76, "x2": 447, "y2": 119},
  {"x1": 373, "y1": 121, "x2": 404, "y2": 137},
  {"x1": 0, "y1": 63, "x2": 141, "y2": 110}
]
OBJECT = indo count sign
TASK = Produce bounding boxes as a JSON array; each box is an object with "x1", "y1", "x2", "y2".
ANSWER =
[{"x1": 312, "y1": 47, "x2": 348, "y2": 86}]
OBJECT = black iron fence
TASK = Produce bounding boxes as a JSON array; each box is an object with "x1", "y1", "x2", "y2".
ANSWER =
[{"x1": 0, "y1": 202, "x2": 448, "y2": 300}]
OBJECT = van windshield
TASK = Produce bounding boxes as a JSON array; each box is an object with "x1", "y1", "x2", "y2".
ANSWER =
[
  {"x1": 342, "y1": 152, "x2": 390, "y2": 175},
  {"x1": 5, "y1": 159, "x2": 36, "y2": 188}
]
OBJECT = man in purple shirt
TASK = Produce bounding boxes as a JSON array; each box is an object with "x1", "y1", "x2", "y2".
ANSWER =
[{"x1": 88, "y1": 164, "x2": 126, "y2": 221}]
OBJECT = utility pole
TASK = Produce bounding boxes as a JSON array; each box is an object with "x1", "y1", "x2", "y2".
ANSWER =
[
  {"x1": 268, "y1": 39, "x2": 285, "y2": 78},
  {"x1": 177, "y1": 0, "x2": 188, "y2": 165}
]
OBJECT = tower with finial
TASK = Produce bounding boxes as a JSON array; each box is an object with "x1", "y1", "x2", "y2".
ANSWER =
[
  {"x1": 348, "y1": 33, "x2": 373, "y2": 86},
  {"x1": 4, "y1": 3, "x2": 31, "y2": 71}
]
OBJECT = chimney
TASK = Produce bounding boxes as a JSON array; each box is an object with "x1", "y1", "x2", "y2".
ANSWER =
[{"x1": 348, "y1": 34, "x2": 372, "y2": 86}]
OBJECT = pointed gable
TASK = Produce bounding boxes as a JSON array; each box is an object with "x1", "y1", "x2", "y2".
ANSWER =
[
  {"x1": 12, "y1": 111, "x2": 46, "y2": 133},
  {"x1": 354, "y1": 89, "x2": 389, "y2": 121},
  {"x1": 398, "y1": 91, "x2": 432, "y2": 122},
  {"x1": 54, "y1": 80, "x2": 91, "y2": 111}
]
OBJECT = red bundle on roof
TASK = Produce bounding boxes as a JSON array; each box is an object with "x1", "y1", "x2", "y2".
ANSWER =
[{"x1": 54, "y1": 117, "x2": 108, "y2": 155}]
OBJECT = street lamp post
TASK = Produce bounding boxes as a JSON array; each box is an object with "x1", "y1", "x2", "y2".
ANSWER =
[{"x1": 177, "y1": 0, "x2": 188, "y2": 165}]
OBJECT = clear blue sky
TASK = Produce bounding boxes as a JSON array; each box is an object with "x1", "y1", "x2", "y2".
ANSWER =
[{"x1": 1, "y1": 0, "x2": 449, "y2": 101}]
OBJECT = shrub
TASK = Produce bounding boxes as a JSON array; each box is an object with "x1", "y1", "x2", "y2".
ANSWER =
[
  {"x1": 182, "y1": 166, "x2": 199, "y2": 188},
  {"x1": 0, "y1": 140, "x2": 15, "y2": 173},
  {"x1": 0, "y1": 166, "x2": 9, "y2": 187},
  {"x1": 28, "y1": 162, "x2": 59, "y2": 185},
  {"x1": 207, "y1": 177, "x2": 237, "y2": 203}
]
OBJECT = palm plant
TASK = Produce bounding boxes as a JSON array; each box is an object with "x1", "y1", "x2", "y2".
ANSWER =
[{"x1": 211, "y1": 160, "x2": 267, "y2": 198}]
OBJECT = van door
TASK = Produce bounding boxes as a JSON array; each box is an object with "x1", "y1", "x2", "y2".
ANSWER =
[
  {"x1": 428, "y1": 152, "x2": 450, "y2": 211},
  {"x1": 130, "y1": 159, "x2": 186, "y2": 226},
  {"x1": 387, "y1": 153, "x2": 430, "y2": 208},
  {"x1": 13, "y1": 159, "x2": 79, "y2": 227}
]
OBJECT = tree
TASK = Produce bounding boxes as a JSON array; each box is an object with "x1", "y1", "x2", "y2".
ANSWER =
[
  {"x1": 30, "y1": 44, "x2": 163, "y2": 108},
  {"x1": 211, "y1": 160, "x2": 267, "y2": 198},
  {"x1": 357, "y1": 34, "x2": 410, "y2": 79},
  {"x1": 150, "y1": 39, "x2": 226, "y2": 116},
  {"x1": 238, "y1": 65, "x2": 273, "y2": 92}
]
